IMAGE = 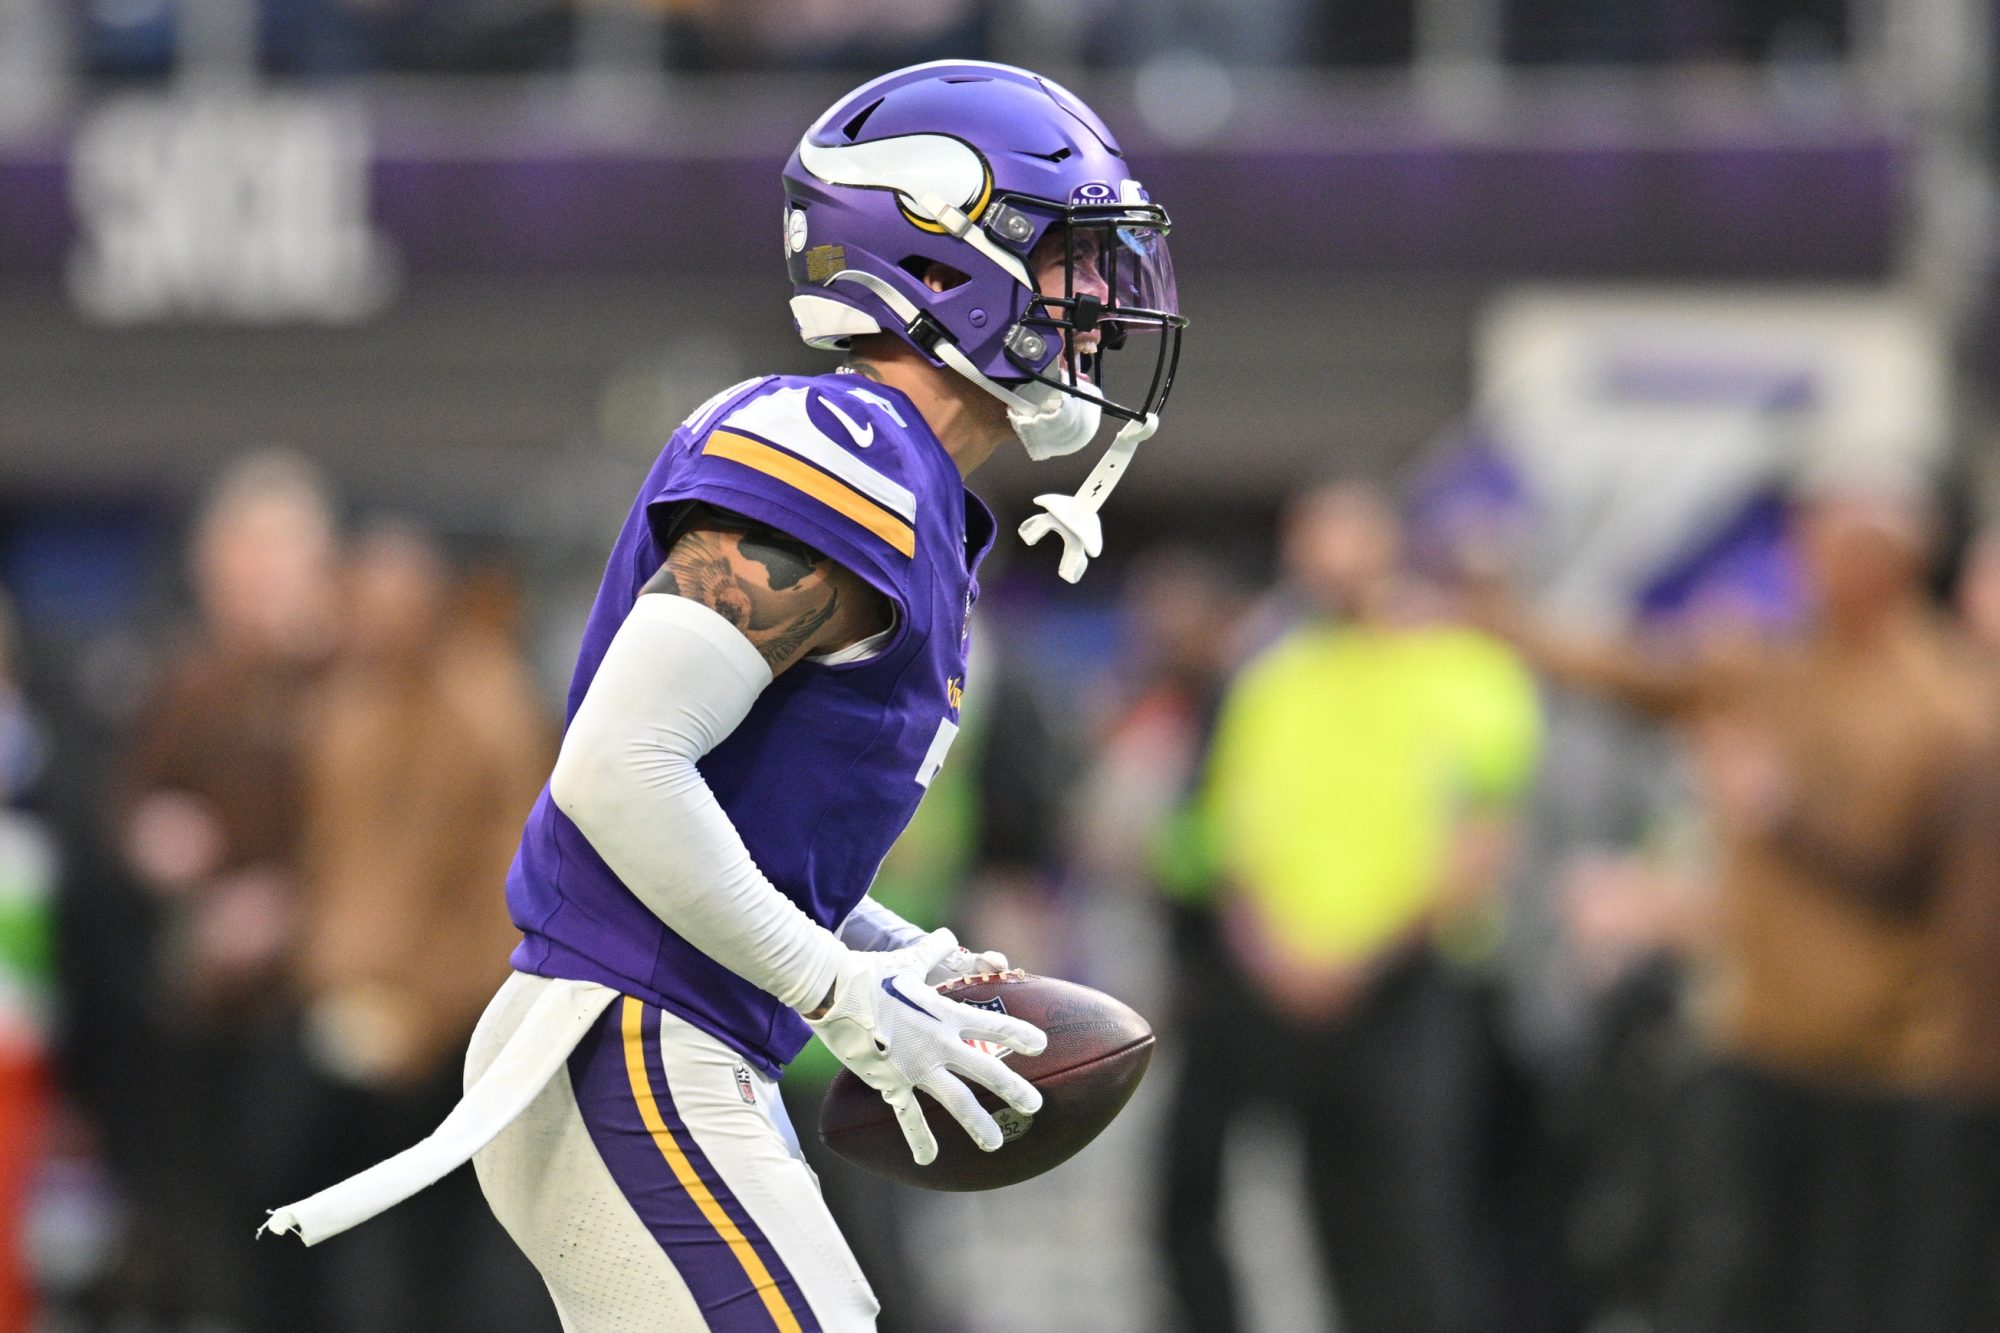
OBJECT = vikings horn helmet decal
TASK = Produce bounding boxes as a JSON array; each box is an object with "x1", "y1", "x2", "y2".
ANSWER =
[
  {"x1": 782, "y1": 62, "x2": 1185, "y2": 578},
  {"x1": 795, "y1": 134, "x2": 999, "y2": 239}
]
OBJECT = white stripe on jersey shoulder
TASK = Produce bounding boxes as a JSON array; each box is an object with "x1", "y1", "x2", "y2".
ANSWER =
[
  {"x1": 720, "y1": 386, "x2": 917, "y2": 523},
  {"x1": 683, "y1": 377, "x2": 768, "y2": 439}
]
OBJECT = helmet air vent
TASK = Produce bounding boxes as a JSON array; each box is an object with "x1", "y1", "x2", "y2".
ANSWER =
[{"x1": 841, "y1": 99, "x2": 885, "y2": 141}]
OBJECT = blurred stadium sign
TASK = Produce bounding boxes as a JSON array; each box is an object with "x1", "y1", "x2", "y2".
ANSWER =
[
  {"x1": 65, "y1": 93, "x2": 398, "y2": 324},
  {"x1": 1449, "y1": 288, "x2": 1946, "y2": 621}
]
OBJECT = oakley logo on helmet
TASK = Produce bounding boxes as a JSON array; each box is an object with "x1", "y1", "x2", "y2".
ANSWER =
[{"x1": 1067, "y1": 180, "x2": 1149, "y2": 207}]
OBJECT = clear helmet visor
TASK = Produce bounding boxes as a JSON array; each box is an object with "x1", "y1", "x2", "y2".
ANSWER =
[{"x1": 1084, "y1": 220, "x2": 1180, "y2": 325}]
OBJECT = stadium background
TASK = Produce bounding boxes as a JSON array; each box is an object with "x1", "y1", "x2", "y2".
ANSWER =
[{"x1": 1, "y1": 0, "x2": 1997, "y2": 1329}]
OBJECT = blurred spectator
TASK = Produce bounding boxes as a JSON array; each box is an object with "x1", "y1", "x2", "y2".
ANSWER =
[
  {"x1": 80, "y1": 0, "x2": 576, "y2": 78},
  {"x1": 295, "y1": 525, "x2": 548, "y2": 1093},
  {"x1": 698, "y1": 0, "x2": 986, "y2": 71},
  {"x1": 1935, "y1": 737, "x2": 2000, "y2": 1331},
  {"x1": 1544, "y1": 826, "x2": 1711, "y2": 1326},
  {"x1": 1955, "y1": 525, "x2": 2000, "y2": 662},
  {"x1": 324, "y1": 0, "x2": 574, "y2": 75},
  {"x1": 1071, "y1": 547, "x2": 1249, "y2": 900},
  {"x1": 70, "y1": 0, "x2": 1872, "y2": 78},
  {"x1": 1078, "y1": 548, "x2": 1255, "y2": 1333},
  {"x1": 1502, "y1": 0, "x2": 1846, "y2": 63},
  {"x1": 1926, "y1": 525, "x2": 2000, "y2": 1328},
  {"x1": 1169, "y1": 482, "x2": 1541, "y2": 1333},
  {"x1": 112, "y1": 450, "x2": 338, "y2": 1326},
  {"x1": 252, "y1": 522, "x2": 556, "y2": 1332},
  {"x1": 1109, "y1": 0, "x2": 1321, "y2": 67},
  {"x1": 0, "y1": 589, "x2": 56, "y2": 1331},
  {"x1": 1478, "y1": 481, "x2": 1992, "y2": 1331}
]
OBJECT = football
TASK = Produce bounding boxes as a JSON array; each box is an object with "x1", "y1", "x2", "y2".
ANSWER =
[{"x1": 816, "y1": 970, "x2": 1155, "y2": 1191}]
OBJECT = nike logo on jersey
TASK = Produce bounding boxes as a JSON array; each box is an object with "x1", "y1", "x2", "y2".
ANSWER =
[
  {"x1": 845, "y1": 386, "x2": 908, "y2": 428},
  {"x1": 820, "y1": 396, "x2": 875, "y2": 448},
  {"x1": 881, "y1": 976, "x2": 938, "y2": 1020}
]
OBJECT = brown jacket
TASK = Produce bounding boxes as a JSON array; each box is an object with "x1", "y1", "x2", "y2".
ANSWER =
[
  {"x1": 297, "y1": 628, "x2": 553, "y2": 1085},
  {"x1": 1532, "y1": 610, "x2": 1990, "y2": 1091},
  {"x1": 1936, "y1": 734, "x2": 2000, "y2": 1104},
  {"x1": 120, "y1": 639, "x2": 329, "y2": 1022}
]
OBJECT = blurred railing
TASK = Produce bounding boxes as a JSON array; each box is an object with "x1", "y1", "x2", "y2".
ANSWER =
[{"x1": 0, "y1": 0, "x2": 1940, "y2": 119}]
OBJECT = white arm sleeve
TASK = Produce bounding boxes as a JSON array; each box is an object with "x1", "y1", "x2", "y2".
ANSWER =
[
  {"x1": 548, "y1": 593, "x2": 844, "y2": 1014},
  {"x1": 837, "y1": 896, "x2": 929, "y2": 955}
]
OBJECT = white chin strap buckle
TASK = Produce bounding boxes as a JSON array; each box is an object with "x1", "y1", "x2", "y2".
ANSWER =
[{"x1": 1017, "y1": 413, "x2": 1159, "y2": 583}]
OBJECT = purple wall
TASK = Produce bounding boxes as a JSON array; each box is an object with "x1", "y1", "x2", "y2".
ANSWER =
[{"x1": 0, "y1": 118, "x2": 1905, "y2": 280}]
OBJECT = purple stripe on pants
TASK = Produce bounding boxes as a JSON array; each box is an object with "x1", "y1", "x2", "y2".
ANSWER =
[{"x1": 567, "y1": 998, "x2": 820, "y2": 1332}]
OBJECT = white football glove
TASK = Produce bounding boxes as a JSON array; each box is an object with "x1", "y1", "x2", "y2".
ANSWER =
[{"x1": 804, "y1": 928, "x2": 1046, "y2": 1165}]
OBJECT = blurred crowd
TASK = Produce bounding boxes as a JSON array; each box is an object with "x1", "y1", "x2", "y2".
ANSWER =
[
  {"x1": 5, "y1": 440, "x2": 2000, "y2": 1332},
  {"x1": 1062, "y1": 463, "x2": 2000, "y2": 1333},
  {"x1": 7, "y1": 454, "x2": 556, "y2": 1330},
  {"x1": 21, "y1": 0, "x2": 1853, "y2": 80}
]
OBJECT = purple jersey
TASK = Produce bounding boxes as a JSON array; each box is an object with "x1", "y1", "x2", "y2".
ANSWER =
[{"x1": 506, "y1": 372, "x2": 995, "y2": 1076}]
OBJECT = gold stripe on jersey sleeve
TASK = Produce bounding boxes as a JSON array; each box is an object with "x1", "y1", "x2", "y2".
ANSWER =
[{"x1": 704, "y1": 430, "x2": 916, "y2": 558}]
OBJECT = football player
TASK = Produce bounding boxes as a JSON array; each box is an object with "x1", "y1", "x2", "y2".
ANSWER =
[{"x1": 265, "y1": 61, "x2": 1183, "y2": 1331}]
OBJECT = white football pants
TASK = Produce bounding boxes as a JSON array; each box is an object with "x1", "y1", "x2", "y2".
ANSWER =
[{"x1": 466, "y1": 972, "x2": 880, "y2": 1332}]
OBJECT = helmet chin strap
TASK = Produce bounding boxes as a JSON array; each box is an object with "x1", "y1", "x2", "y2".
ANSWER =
[
  {"x1": 825, "y1": 268, "x2": 1038, "y2": 411},
  {"x1": 826, "y1": 264, "x2": 1151, "y2": 582},
  {"x1": 827, "y1": 267, "x2": 1101, "y2": 456}
]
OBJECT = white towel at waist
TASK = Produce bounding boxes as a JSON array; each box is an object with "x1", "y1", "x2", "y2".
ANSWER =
[{"x1": 261, "y1": 974, "x2": 617, "y2": 1247}]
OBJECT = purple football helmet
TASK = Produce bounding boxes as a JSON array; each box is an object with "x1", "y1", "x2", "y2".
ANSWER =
[{"x1": 782, "y1": 61, "x2": 1185, "y2": 463}]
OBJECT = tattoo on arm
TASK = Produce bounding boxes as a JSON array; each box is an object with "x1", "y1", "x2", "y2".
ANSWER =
[
  {"x1": 757, "y1": 588, "x2": 841, "y2": 666},
  {"x1": 737, "y1": 529, "x2": 819, "y2": 591},
  {"x1": 640, "y1": 509, "x2": 882, "y2": 674},
  {"x1": 684, "y1": 509, "x2": 821, "y2": 592}
]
